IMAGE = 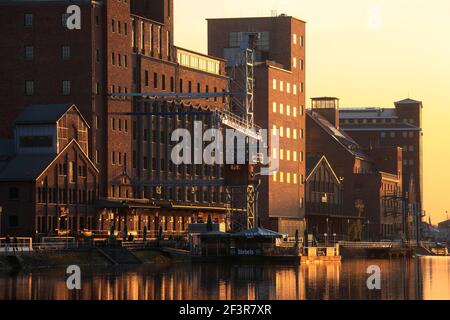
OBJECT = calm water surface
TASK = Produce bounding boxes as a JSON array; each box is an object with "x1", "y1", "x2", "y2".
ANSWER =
[{"x1": 1, "y1": 257, "x2": 449, "y2": 300}]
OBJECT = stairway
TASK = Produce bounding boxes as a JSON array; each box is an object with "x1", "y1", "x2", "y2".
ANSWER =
[{"x1": 96, "y1": 247, "x2": 142, "y2": 265}]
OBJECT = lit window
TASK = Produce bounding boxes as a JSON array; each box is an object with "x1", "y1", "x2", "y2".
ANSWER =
[
  {"x1": 272, "y1": 148, "x2": 278, "y2": 160},
  {"x1": 273, "y1": 79, "x2": 277, "y2": 90},
  {"x1": 287, "y1": 173, "x2": 291, "y2": 184},
  {"x1": 272, "y1": 125, "x2": 277, "y2": 136},
  {"x1": 299, "y1": 36, "x2": 304, "y2": 47},
  {"x1": 293, "y1": 129, "x2": 297, "y2": 140},
  {"x1": 280, "y1": 172, "x2": 284, "y2": 183},
  {"x1": 287, "y1": 83, "x2": 291, "y2": 93},
  {"x1": 287, "y1": 105, "x2": 291, "y2": 116},
  {"x1": 293, "y1": 57, "x2": 297, "y2": 68},
  {"x1": 293, "y1": 34, "x2": 297, "y2": 45},
  {"x1": 280, "y1": 127, "x2": 284, "y2": 137},
  {"x1": 280, "y1": 81, "x2": 284, "y2": 92},
  {"x1": 293, "y1": 174, "x2": 298, "y2": 184},
  {"x1": 287, "y1": 150, "x2": 291, "y2": 161},
  {"x1": 280, "y1": 104, "x2": 284, "y2": 114},
  {"x1": 293, "y1": 85, "x2": 297, "y2": 95},
  {"x1": 273, "y1": 172, "x2": 277, "y2": 182},
  {"x1": 293, "y1": 107, "x2": 297, "y2": 117},
  {"x1": 293, "y1": 151, "x2": 297, "y2": 162},
  {"x1": 286, "y1": 128, "x2": 290, "y2": 138},
  {"x1": 280, "y1": 149, "x2": 284, "y2": 160},
  {"x1": 273, "y1": 102, "x2": 277, "y2": 113}
]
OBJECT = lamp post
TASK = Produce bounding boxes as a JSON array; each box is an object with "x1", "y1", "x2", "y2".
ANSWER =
[
  {"x1": 333, "y1": 233, "x2": 337, "y2": 245},
  {"x1": 324, "y1": 233, "x2": 328, "y2": 246},
  {"x1": 367, "y1": 220, "x2": 370, "y2": 241},
  {"x1": 347, "y1": 219, "x2": 350, "y2": 241},
  {"x1": 0, "y1": 206, "x2": 2, "y2": 237},
  {"x1": 326, "y1": 217, "x2": 329, "y2": 236}
]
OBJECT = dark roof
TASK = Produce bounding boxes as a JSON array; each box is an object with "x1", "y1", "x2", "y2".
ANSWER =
[
  {"x1": 0, "y1": 154, "x2": 54, "y2": 181},
  {"x1": 306, "y1": 154, "x2": 323, "y2": 176},
  {"x1": 15, "y1": 104, "x2": 73, "y2": 125},
  {"x1": 233, "y1": 227, "x2": 282, "y2": 239},
  {"x1": 307, "y1": 110, "x2": 371, "y2": 160},
  {"x1": 341, "y1": 122, "x2": 421, "y2": 131},
  {"x1": 395, "y1": 98, "x2": 422, "y2": 105},
  {"x1": 0, "y1": 139, "x2": 14, "y2": 157}
]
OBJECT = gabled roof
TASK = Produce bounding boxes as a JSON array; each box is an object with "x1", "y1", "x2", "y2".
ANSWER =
[
  {"x1": 15, "y1": 104, "x2": 90, "y2": 128},
  {"x1": 395, "y1": 98, "x2": 422, "y2": 105},
  {"x1": 0, "y1": 154, "x2": 54, "y2": 181},
  {"x1": 307, "y1": 110, "x2": 371, "y2": 161},
  {"x1": 306, "y1": 154, "x2": 341, "y2": 183},
  {"x1": 0, "y1": 139, "x2": 98, "y2": 182}
]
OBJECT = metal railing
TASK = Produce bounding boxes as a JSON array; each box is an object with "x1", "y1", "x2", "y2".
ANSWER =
[{"x1": 338, "y1": 241, "x2": 402, "y2": 249}]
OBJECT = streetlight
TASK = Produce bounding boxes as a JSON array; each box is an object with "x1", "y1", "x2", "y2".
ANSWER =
[
  {"x1": 347, "y1": 219, "x2": 350, "y2": 241},
  {"x1": 333, "y1": 233, "x2": 337, "y2": 245},
  {"x1": 324, "y1": 233, "x2": 328, "y2": 246}
]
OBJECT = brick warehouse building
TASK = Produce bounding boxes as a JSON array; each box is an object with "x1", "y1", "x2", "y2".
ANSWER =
[
  {"x1": 0, "y1": 104, "x2": 99, "y2": 237},
  {"x1": 207, "y1": 16, "x2": 307, "y2": 236},
  {"x1": 307, "y1": 98, "x2": 405, "y2": 241},
  {"x1": 340, "y1": 99, "x2": 423, "y2": 240},
  {"x1": 0, "y1": 0, "x2": 231, "y2": 237}
]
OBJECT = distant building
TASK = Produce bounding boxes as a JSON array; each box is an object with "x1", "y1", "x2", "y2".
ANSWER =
[
  {"x1": 207, "y1": 15, "x2": 307, "y2": 236},
  {"x1": 0, "y1": 104, "x2": 99, "y2": 237},
  {"x1": 340, "y1": 99, "x2": 424, "y2": 239},
  {"x1": 307, "y1": 97, "x2": 404, "y2": 241}
]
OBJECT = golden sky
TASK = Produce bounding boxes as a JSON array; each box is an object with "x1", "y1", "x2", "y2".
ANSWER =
[{"x1": 174, "y1": 0, "x2": 450, "y2": 224}]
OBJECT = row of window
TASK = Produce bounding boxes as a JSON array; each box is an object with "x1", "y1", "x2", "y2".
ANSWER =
[
  {"x1": 292, "y1": 57, "x2": 304, "y2": 70},
  {"x1": 380, "y1": 131, "x2": 416, "y2": 139},
  {"x1": 272, "y1": 125, "x2": 304, "y2": 140},
  {"x1": 272, "y1": 79, "x2": 304, "y2": 94},
  {"x1": 111, "y1": 52, "x2": 128, "y2": 67},
  {"x1": 273, "y1": 172, "x2": 304, "y2": 185},
  {"x1": 36, "y1": 216, "x2": 93, "y2": 234},
  {"x1": 111, "y1": 152, "x2": 128, "y2": 167},
  {"x1": 25, "y1": 80, "x2": 70, "y2": 96},
  {"x1": 272, "y1": 102, "x2": 304, "y2": 117},
  {"x1": 37, "y1": 187, "x2": 96, "y2": 205},
  {"x1": 342, "y1": 118, "x2": 416, "y2": 125},
  {"x1": 272, "y1": 149, "x2": 304, "y2": 162},
  {"x1": 292, "y1": 34, "x2": 304, "y2": 47},
  {"x1": 24, "y1": 45, "x2": 71, "y2": 61},
  {"x1": 111, "y1": 18, "x2": 128, "y2": 35},
  {"x1": 111, "y1": 118, "x2": 129, "y2": 132}
]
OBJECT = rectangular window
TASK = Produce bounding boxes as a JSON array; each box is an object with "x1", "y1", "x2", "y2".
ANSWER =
[
  {"x1": 153, "y1": 72, "x2": 158, "y2": 88},
  {"x1": 62, "y1": 46, "x2": 70, "y2": 60},
  {"x1": 272, "y1": 102, "x2": 277, "y2": 113},
  {"x1": 25, "y1": 80, "x2": 34, "y2": 96},
  {"x1": 272, "y1": 79, "x2": 277, "y2": 90},
  {"x1": 24, "y1": 46, "x2": 34, "y2": 60},
  {"x1": 24, "y1": 14, "x2": 33, "y2": 27},
  {"x1": 62, "y1": 80, "x2": 71, "y2": 95}
]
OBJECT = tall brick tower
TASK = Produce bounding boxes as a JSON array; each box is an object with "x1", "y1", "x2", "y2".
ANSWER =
[{"x1": 208, "y1": 15, "x2": 307, "y2": 236}]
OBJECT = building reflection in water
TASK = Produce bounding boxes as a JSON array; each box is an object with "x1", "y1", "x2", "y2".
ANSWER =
[{"x1": 0, "y1": 257, "x2": 449, "y2": 300}]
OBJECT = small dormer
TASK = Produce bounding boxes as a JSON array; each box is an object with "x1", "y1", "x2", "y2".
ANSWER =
[{"x1": 14, "y1": 104, "x2": 89, "y2": 156}]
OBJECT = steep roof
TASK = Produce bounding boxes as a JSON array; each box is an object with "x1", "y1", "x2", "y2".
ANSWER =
[
  {"x1": 0, "y1": 154, "x2": 54, "y2": 181},
  {"x1": 0, "y1": 139, "x2": 97, "y2": 182},
  {"x1": 15, "y1": 104, "x2": 89, "y2": 128},
  {"x1": 307, "y1": 110, "x2": 371, "y2": 161},
  {"x1": 306, "y1": 154, "x2": 341, "y2": 183}
]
